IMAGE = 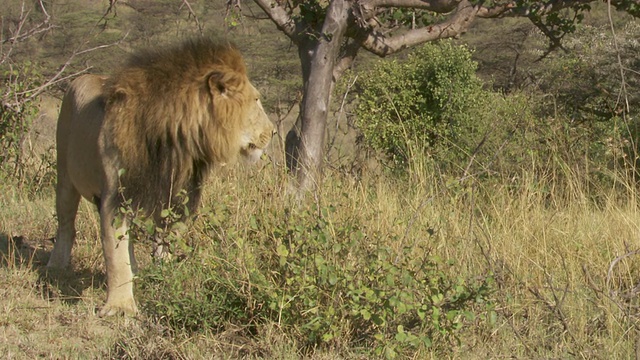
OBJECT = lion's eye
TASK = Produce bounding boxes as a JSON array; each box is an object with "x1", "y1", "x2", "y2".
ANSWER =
[{"x1": 248, "y1": 143, "x2": 257, "y2": 150}]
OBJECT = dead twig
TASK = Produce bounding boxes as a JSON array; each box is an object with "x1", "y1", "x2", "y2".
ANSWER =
[
  {"x1": 606, "y1": 249, "x2": 640, "y2": 300},
  {"x1": 179, "y1": 0, "x2": 204, "y2": 34}
]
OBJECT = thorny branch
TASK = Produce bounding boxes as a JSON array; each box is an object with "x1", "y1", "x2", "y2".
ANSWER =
[
  {"x1": 18, "y1": 39, "x2": 129, "y2": 108},
  {"x1": 1, "y1": 0, "x2": 55, "y2": 64},
  {"x1": 180, "y1": 0, "x2": 204, "y2": 34},
  {"x1": 5, "y1": 0, "x2": 53, "y2": 43},
  {"x1": 1, "y1": 0, "x2": 128, "y2": 111}
]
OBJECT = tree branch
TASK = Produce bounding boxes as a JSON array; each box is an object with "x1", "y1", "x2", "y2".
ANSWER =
[
  {"x1": 359, "y1": 0, "x2": 478, "y2": 56},
  {"x1": 1, "y1": 0, "x2": 55, "y2": 52},
  {"x1": 362, "y1": 0, "x2": 461, "y2": 14},
  {"x1": 476, "y1": 0, "x2": 595, "y2": 18},
  {"x1": 252, "y1": 0, "x2": 299, "y2": 40},
  {"x1": 180, "y1": 0, "x2": 204, "y2": 34},
  {"x1": 333, "y1": 39, "x2": 361, "y2": 80},
  {"x1": 362, "y1": 0, "x2": 607, "y2": 19},
  {"x1": 6, "y1": 35, "x2": 128, "y2": 109}
]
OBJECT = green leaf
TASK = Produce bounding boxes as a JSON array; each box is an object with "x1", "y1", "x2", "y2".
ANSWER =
[
  {"x1": 361, "y1": 308, "x2": 371, "y2": 320},
  {"x1": 322, "y1": 332, "x2": 334, "y2": 342},
  {"x1": 276, "y1": 244, "x2": 289, "y2": 257}
]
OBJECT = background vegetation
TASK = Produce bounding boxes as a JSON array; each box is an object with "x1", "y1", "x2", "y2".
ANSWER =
[{"x1": 1, "y1": 0, "x2": 639, "y2": 358}]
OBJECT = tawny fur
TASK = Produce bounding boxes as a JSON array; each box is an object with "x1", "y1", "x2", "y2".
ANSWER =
[{"x1": 47, "y1": 38, "x2": 274, "y2": 317}]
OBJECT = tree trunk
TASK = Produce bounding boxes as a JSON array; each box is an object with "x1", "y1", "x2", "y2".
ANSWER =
[{"x1": 284, "y1": 0, "x2": 351, "y2": 192}]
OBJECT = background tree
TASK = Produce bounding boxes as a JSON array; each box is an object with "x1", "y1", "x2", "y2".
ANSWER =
[{"x1": 250, "y1": 0, "x2": 639, "y2": 191}]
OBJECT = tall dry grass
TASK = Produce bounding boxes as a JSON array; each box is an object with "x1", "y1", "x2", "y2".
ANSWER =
[{"x1": 1, "y1": 145, "x2": 640, "y2": 358}]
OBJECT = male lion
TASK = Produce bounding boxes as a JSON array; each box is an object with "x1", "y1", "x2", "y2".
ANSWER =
[{"x1": 47, "y1": 38, "x2": 275, "y2": 316}]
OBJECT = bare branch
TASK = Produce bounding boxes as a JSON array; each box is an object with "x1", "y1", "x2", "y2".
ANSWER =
[
  {"x1": 74, "y1": 36, "x2": 128, "y2": 56},
  {"x1": 1, "y1": 1, "x2": 55, "y2": 56},
  {"x1": 2, "y1": 1, "x2": 55, "y2": 66},
  {"x1": 14, "y1": 34, "x2": 129, "y2": 106},
  {"x1": 106, "y1": 0, "x2": 119, "y2": 16},
  {"x1": 607, "y1": 0, "x2": 630, "y2": 114},
  {"x1": 362, "y1": 0, "x2": 460, "y2": 14},
  {"x1": 333, "y1": 39, "x2": 361, "y2": 80},
  {"x1": 180, "y1": 0, "x2": 204, "y2": 34},
  {"x1": 359, "y1": 0, "x2": 478, "y2": 56},
  {"x1": 252, "y1": 0, "x2": 299, "y2": 40},
  {"x1": 3, "y1": 9, "x2": 129, "y2": 112},
  {"x1": 606, "y1": 249, "x2": 640, "y2": 292}
]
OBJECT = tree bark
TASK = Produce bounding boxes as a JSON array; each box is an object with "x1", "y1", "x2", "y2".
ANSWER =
[{"x1": 284, "y1": 0, "x2": 351, "y2": 191}]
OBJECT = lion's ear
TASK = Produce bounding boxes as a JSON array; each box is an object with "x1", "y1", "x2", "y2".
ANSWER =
[
  {"x1": 105, "y1": 88, "x2": 128, "y2": 110},
  {"x1": 111, "y1": 88, "x2": 128, "y2": 102},
  {"x1": 207, "y1": 70, "x2": 243, "y2": 97}
]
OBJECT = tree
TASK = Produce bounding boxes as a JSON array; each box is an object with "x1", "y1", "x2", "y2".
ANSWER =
[{"x1": 249, "y1": 0, "x2": 639, "y2": 191}]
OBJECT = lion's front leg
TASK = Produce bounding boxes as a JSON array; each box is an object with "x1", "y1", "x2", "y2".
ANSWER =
[{"x1": 97, "y1": 205, "x2": 138, "y2": 317}]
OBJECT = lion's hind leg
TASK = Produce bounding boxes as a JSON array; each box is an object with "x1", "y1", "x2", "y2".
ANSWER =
[{"x1": 47, "y1": 175, "x2": 81, "y2": 268}]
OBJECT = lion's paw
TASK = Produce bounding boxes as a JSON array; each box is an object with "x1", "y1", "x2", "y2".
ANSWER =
[{"x1": 98, "y1": 299, "x2": 138, "y2": 317}]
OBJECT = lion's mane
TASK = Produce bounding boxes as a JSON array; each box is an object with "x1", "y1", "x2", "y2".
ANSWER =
[{"x1": 103, "y1": 38, "x2": 251, "y2": 213}]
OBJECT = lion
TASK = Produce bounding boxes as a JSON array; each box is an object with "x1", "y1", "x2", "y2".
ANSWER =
[{"x1": 46, "y1": 38, "x2": 275, "y2": 317}]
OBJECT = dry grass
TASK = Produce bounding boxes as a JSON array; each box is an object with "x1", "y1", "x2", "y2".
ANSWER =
[{"x1": 1, "y1": 156, "x2": 640, "y2": 358}]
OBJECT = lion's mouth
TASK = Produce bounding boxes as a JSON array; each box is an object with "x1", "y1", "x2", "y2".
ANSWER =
[{"x1": 241, "y1": 143, "x2": 264, "y2": 163}]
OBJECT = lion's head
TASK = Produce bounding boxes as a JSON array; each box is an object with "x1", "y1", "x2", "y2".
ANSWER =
[
  {"x1": 237, "y1": 85, "x2": 274, "y2": 164},
  {"x1": 206, "y1": 64, "x2": 274, "y2": 165},
  {"x1": 103, "y1": 38, "x2": 275, "y2": 212}
]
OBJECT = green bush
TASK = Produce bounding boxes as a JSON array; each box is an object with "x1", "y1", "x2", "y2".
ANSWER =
[
  {"x1": 0, "y1": 57, "x2": 58, "y2": 197},
  {"x1": 262, "y1": 205, "x2": 494, "y2": 357},
  {"x1": 355, "y1": 40, "x2": 484, "y2": 169},
  {"x1": 0, "y1": 62, "x2": 42, "y2": 181},
  {"x1": 353, "y1": 35, "x2": 634, "y2": 192},
  {"x1": 137, "y1": 202, "x2": 495, "y2": 358}
]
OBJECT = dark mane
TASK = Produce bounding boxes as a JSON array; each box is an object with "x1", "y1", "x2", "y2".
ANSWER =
[{"x1": 124, "y1": 37, "x2": 246, "y2": 85}]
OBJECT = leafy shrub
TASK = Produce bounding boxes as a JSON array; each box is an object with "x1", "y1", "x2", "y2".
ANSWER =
[
  {"x1": 0, "y1": 62, "x2": 42, "y2": 178},
  {"x1": 353, "y1": 34, "x2": 635, "y2": 192},
  {"x1": 261, "y1": 205, "x2": 494, "y2": 357},
  {"x1": 137, "y1": 202, "x2": 495, "y2": 358},
  {"x1": 355, "y1": 40, "x2": 484, "y2": 169},
  {"x1": 136, "y1": 200, "x2": 244, "y2": 333}
]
